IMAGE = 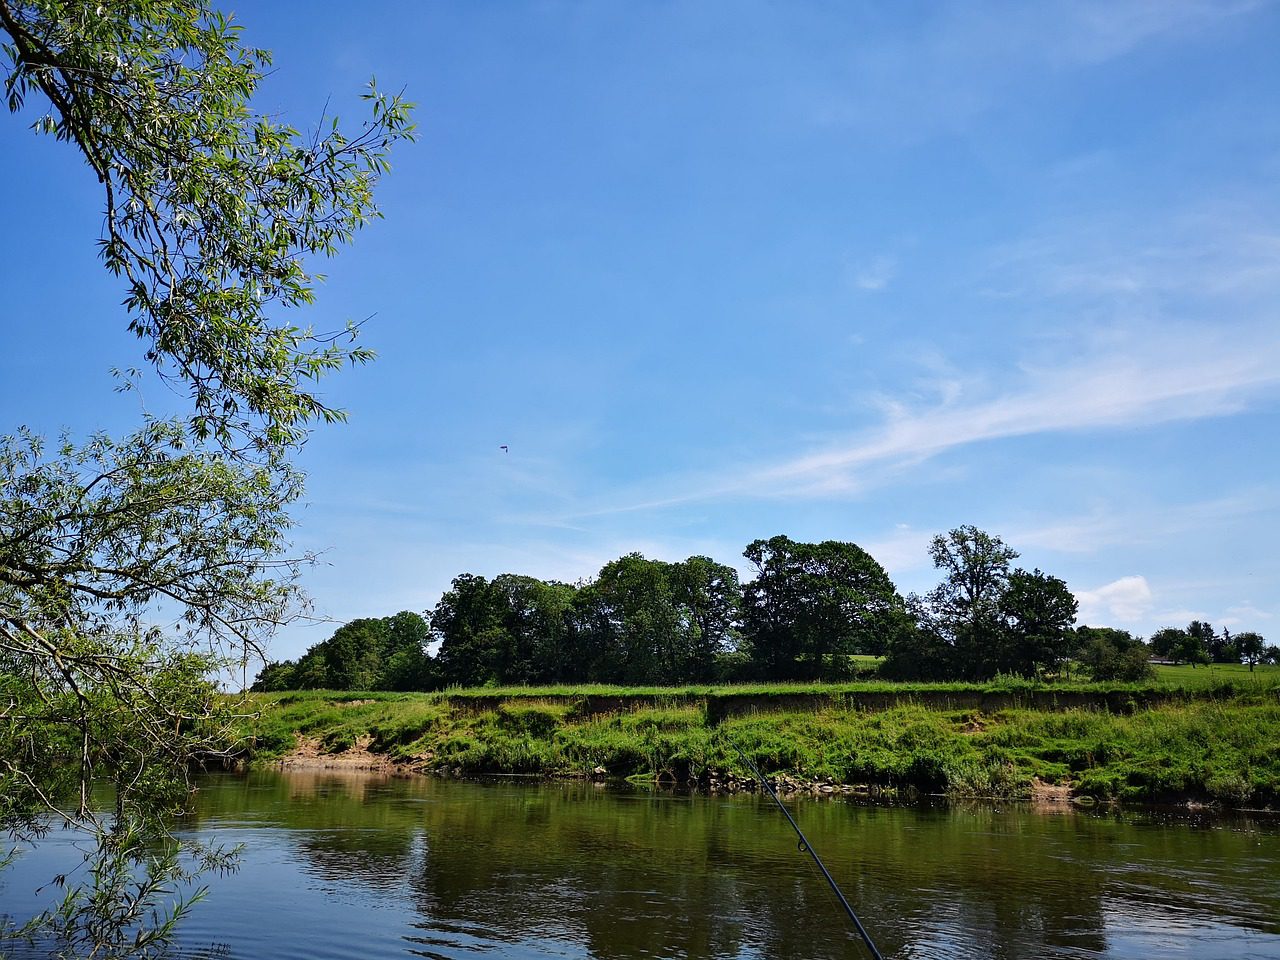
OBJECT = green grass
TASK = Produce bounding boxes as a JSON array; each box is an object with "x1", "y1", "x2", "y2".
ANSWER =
[
  {"x1": 237, "y1": 683, "x2": 1280, "y2": 808},
  {"x1": 310, "y1": 663, "x2": 1278, "y2": 699},
  {"x1": 1153, "y1": 662, "x2": 1280, "y2": 689}
]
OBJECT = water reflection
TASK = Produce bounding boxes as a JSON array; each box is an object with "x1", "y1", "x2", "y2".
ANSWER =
[{"x1": 6, "y1": 770, "x2": 1279, "y2": 960}]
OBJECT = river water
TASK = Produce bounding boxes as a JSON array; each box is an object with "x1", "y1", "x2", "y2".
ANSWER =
[{"x1": 2, "y1": 769, "x2": 1279, "y2": 959}]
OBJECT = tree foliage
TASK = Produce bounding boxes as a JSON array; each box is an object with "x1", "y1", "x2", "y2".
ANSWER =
[
  {"x1": 1151, "y1": 624, "x2": 1211, "y2": 667},
  {"x1": 741, "y1": 536, "x2": 906, "y2": 680},
  {"x1": 1189, "y1": 620, "x2": 1229, "y2": 664},
  {"x1": 259, "y1": 533, "x2": 1271, "y2": 692},
  {"x1": 1, "y1": 0, "x2": 413, "y2": 951},
  {"x1": 669, "y1": 556, "x2": 741, "y2": 682},
  {"x1": 1, "y1": 0, "x2": 415, "y2": 455},
  {"x1": 568, "y1": 555, "x2": 741, "y2": 684},
  {"x1": 1149, "y1": 626, "x2": 1185, "y2": 661},
  {"x1": 427, "y1": 556, "x2": 739, "y2": 688},
  {"x1": 1, "y1": 422, "x2": 300, "y2": 824},
  {"x1": 883, "y1": 528, "x2": 1084, "y2": 680},
  {"x1": 999, "y1": 569, "x2": 1079, "y2": 678},
  {"x1": 253, "y1": 611, "x2": 432, "y2": 692},
  {"x1": 923, "y1": 525, "x2": 1020, "y2": 679},
  {"x1": 432, "y1": 574, "x2": 518, "y2": 688},
  {"x1": 1235, "y1": 631, "x2": 1268, "y2": 672},
  {"x1": 1074, "y1": 626, "x2": 1154, "y2": 682}
]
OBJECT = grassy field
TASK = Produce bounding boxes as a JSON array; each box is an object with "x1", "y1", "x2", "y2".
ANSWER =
[
  {"x1": 1152, "y1": 661, "x2": 1279, "y2": 688},
  {"x1": 274, "y1": 662, "x2": 1277, "y2": 701},
  {"x1": 237, "y1": 672, "x2": 1280, "y2": 808}
]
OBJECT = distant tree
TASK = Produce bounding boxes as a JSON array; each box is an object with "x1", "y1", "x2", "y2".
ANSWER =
[
  {"x1": 669, "y1": 556, "x2": 742, "y2": 682},
  {"x1": 741, "y1": 536, "x2": 907, "y2": 680},
  {"x1": 880, "y1": 595, "x2": 954, "y2": 680},
  {"x1": 430, "y1": 574, "x2": 581, "y2": 687},
  {"x1": 251, "y1": 610, "x2": 432, "y2": 691},
  {"x1": 1216, "y1": 626, "x2": 1241, "y2": 665},
  {"x1": 251, "y1": 659, "x2": 299, "y2": 692},
  {"x1": 1235, "y1": 631, "x2": 1268, "y2": 673},
  {"x1": 1263, "y1": 644, "x2": 1280, "y2": 666},
  {"x1": 571, "y1": 554, "x2": 689, "y2": 684},
  {"x1": 378, "y1": 611, "x2": 434, "y2": 690},
  {"x1": 323, "y1": 618, "x2": 389, "y2": 690},
  {"x1": 1191, "y1": 620, "x2": 1233, "y2": 663},
  {"x1": 292, "y1": 647, "x2": 331, "y2": 689},
  {"x1": 924, "y1": 526, "x2": 1019, "y2": 679},
  {"x1": 1174, "y1": 628, "x2": 1211, "y2": 668},
  {"x1": 1075, "y1": 626, "x2": 1154, "y2": 682},
  {"x1": 1149, "y1": 627, "x2": 1186, "y2": 662},
  {"x1": 999, "y1": 569, "x2": 1079, "y2": 677},
  {"x1": 432, "y1": 575, "x2": 509, "y2": 688},
  {"x1": 489, "y1": 574, "x2": 577, "y2": 684}
]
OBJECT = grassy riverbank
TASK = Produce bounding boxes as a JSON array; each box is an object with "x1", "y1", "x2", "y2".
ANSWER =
[{"x1": 237, "y1": 670, "x2": 1280, "y2": 808}]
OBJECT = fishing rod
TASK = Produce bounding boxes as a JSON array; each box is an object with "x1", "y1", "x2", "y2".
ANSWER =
[{"x1": 732, "y1": 742, "x2": 885, "y2": 960}]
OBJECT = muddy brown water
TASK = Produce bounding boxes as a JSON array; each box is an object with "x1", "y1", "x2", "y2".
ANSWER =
[{"x1": 2, "y1": 769, "x2": 1278, "y2": 959}]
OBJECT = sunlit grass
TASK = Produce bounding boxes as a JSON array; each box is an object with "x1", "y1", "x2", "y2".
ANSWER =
[
  {"x1": 1153, "y1": 662, "x2": 1280, "y2": 689},
  {"x1": 238, "y1": 683, "x2": 1280, "y2": 807}
]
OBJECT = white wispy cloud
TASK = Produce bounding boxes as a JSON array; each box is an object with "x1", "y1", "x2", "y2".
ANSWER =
[
  {"x1": 807, "y1": 0, "x2": 1268, "y2": 138},
  {"x1": 1221, "y1": 603, "x2": 1275, "y2": 627},
  {"x1": 847, "y1": 255, "x2": 898, "y2": 292},
  {"x1": 1153, "y1": 608, "x2": 1212, "y2": 626},
  {"x1": 559, "y1": 195, "x2": 1280, "y2": 520},
  {"x1": 1075, "y1": 575, "x2": 1154, "y2": 623},
  {"x1": 736, "y1": 324, "x2": 1280, "y2": 499},
  {"x1": 1061, "y1": 0, "x2": 1268, "y2": 65},
  {"x1": 1012, "y1": 489, "x2": 1280, "y2": 554},
  {"x1": 983, "y1": 209, "x2": 1280, "y2": 303},
  {"x1": 563, "y1": 320, "x2": 1279, "y2": 517}
]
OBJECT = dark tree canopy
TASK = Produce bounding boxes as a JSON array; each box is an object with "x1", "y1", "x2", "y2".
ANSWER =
[
  {"x1": 568, "y1": 554, "x2": 741, "y2": 685},
  {"x1": 1151, "y1": 624, "x2": 1211, "y2": 667},
  {"x1": 487, "y1": 575, "x2": 579, "y2": 685},
  {"x1": 999, "y1": 569, "x2": 1080, "y2": 677},
  {"x1": 741, "y1": 536, "x2": 907, "y2": 680},
  {"x1": 572, "y1": 555, "x2": 683, "y2": 684},
  {"x1": 1235, "y1": 631, "x2": 1268, "y2": 672},
  {"x1": 669, "y1": 556, "x2": 741, "y2": 682},
  {"x1": 254, "y1": 536, "x2": 1269, "y2": 692},
  {"x1": 432, "y1": 574, "x2": 511, "y2": 688},
  {"x1": 1075, "y1": 626, "x2": 1154, "y2": 682},
  {"x1": 883, "y1": 528, "x2": 1084, "y2": 680},
  {"x1": 253, "y1": 611, "x2": 431, "y2": 692},
  {"x1": 283, "y1": 556, "x2": 740, "y2": 691},
  {"x1": 878, "y1": 594, "x2": 954, "y2": 681},
  {"x1": 1193, "y1": 620, "x2": 1240, "y2": 664},
  {"x1": 927, "y1": 526, "x2": 1019, "y2": 625},
  {"x1": 1149, "y1": 626, "x2": 1186, "y2": 661},
  {"x1": 922, "y1": 526, "x2": 1019, "y2": 679}
]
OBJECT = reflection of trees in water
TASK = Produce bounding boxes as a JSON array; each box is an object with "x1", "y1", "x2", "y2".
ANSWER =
[
  {"x1": 195, "y1": 772, "x2": 1280, "y2": 959},
  {"x1": 195, "y1": 770, "x2": 422, "y2": 886},
  {"x1": 876, "y1": 805, "x2": 1110, "y2": 958}
]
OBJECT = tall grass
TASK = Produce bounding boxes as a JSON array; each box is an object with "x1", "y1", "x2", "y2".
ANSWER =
[{"x1": 238, "y1": 689, "x2": 1280, "y2": 808}]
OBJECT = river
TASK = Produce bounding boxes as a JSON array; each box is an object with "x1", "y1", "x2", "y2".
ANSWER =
[{"x1": 2, "y1": 769, "x2": 1278, "y2": 959}]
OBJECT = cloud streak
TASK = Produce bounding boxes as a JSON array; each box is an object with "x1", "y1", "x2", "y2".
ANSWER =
[
  {"x1": 847, "y1": 254, "x2": 898, "y2": 292},
  {"x1": 590, "y1": 323, "x2": 1280, "y2": 510},
  {"x1": 807, "y1": 0, "x2": 1268, "y2": 139}
]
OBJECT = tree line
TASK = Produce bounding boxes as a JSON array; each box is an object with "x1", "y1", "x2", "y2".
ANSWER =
[{"x1": 253, "y1": 526, "x2": 1277, "y2": 691}]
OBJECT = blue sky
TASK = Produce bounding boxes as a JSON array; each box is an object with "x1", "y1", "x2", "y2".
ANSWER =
[{"x1": 4, "y1": 1, "x2": 1279, "y2": 660}]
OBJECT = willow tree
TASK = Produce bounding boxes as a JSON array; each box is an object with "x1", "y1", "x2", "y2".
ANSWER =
[{"x1": 0, "y1": 1, "x2": 412, "y2": 953}]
